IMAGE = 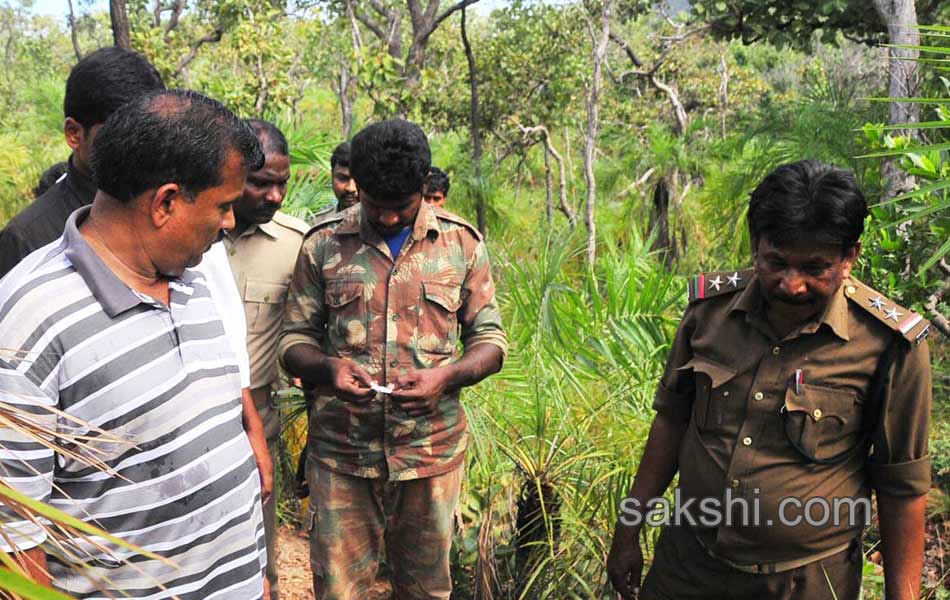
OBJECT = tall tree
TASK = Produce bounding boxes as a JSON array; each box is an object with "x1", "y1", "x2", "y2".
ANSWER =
[
  {"x1": 351, "y1": 0, "x2": 482, "y2": 113},
  {"x1": 110, "y1": 0, "x2": 131, "y2": 49},
  {"x1": 583, "y1": 0, "x2": 610, "y2": 268},
  {"x1": 459, "y1": 6, "x2": 485, "y2": 234},
  {"x1": 690, "y1": 0, "x2": 945, "y2": 132}
]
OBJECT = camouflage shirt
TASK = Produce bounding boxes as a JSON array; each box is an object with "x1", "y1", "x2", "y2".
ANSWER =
[{"x1": 279, "y1": 201, "x2": 507, "y2": 481}]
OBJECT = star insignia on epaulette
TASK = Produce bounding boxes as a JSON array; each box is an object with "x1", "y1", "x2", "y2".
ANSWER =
[
  {"x1": 868, "y1": 296, "x2": 886, "y2": 312},
  {"x1": 884, "y1": 306, "x2": 903, "y2": 322},
  {"x1": 727, "y1": 272, "x2": 741, "y2": 287},
  {"x1": 709, "y1": 275, "x2": 724, "y2": 291}
]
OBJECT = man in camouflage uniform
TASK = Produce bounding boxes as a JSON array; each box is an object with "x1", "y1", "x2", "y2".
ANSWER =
[
  {"x1": 607, "y1": 160, "x2": 932, "y2": 600},
  {"x1": 279, "y1": 119, "x2": 507, "y2": 600}
]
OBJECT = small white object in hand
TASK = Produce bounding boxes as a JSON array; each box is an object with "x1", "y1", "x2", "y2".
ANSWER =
[{"x1": 371, "y1": 383, "x2": 394, "y2": 394}]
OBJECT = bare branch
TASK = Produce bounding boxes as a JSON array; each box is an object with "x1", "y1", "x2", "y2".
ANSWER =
[
  {"x1": 354, "y1": 4, "x2": 387, "y2": 41},
  {"x1": 427, "y1": 0, "x2": 481, "y2": 39},
  {"x1": 925, "y1": 278, "x2": 950, "y2": 339},
  {"x1": 173, "y1": 27, "x2": 223, "y2": 78},
  {"x1": 164, "y1": 0, "x2": 185, "y2": 42},
  {"x1": 67, "y1": 0, "x2": 83, "y2": 60},
  {"x1": 518, "y1": 124, "x2": 576, "y2": 229}
]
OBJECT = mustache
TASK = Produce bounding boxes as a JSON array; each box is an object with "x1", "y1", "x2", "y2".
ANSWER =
[{"x1": 771, "y1": 293, "x2": 814, "y2": 306}]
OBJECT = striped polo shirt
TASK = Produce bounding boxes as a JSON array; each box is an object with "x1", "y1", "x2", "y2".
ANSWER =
[{"x1": 0, "y1": 207, "x2": 265, "y2": 599}]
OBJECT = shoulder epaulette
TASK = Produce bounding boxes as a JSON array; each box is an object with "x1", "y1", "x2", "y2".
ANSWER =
[
  {"x1": 688, "y1": 268, "x2": 753, "y2": 303},
  {"x1": 844, "y1": 278, "x2": 931, "y2": 345},
  {"x1": 272, "y1": 211, "x2": 310, "y2": 235},
  {"x1": 303, "y1": 212, "x2": 345, "y2": 239},
  {"x1": 434, "y1": 208, "x2": 483, "y2": 242}
]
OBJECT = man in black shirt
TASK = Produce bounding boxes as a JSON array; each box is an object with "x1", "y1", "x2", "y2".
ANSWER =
[{"x1": 0, "y1": 47, "x2": 164, "y2": 278}]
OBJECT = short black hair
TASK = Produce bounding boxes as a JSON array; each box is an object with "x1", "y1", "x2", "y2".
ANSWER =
[
  {"x1": 330, "y1": 142, "x2": 350, "y2": 170},
  {"x1": 33, "y1": 162, "x2": 68, "y2": 198},
  {"x1": 64, "y1": 47, "x2": 165, "y2": 130},
  {"x1": 426, "y1": 166, "x2": 450, "y2": 195},
  {"x1": 748, "y1": 160, "x2": 868, "y2": 250},
  {"x1": 92, "y1": 89, "x2": 264, "y2": 203},
  {"x1": 247, "y1": 118, "x2": 288, "y2": 156},
  {"x1": 350, "y1": 120, "x2": 430, "y2": 201}
]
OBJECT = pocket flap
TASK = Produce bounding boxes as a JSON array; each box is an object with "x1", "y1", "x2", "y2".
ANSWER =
[
  {"x1": 784, "y1": 384, "x2": 859, "y2": 423},
  {"x1": 677, "y1": 355, "x2": 737, "y2": 388},
  {"x1": 422, "y1": 281, "x2": 462, "y2": 312},
  {"x1": 325, "y1": 280, "x2": 363, "y2": 308},
  {"x1": 244, "y1": 279, "x2": 288, "y2": 304}
]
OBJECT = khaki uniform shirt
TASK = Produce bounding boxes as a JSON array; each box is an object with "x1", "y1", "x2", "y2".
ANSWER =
[
  {"x1": 224, "y1": 211, "x2": 309, "y2": 390},
  {"x1": 656, "y1": 270, "x2": 932, "y2": 565},
  {"x1": 279, "y1": 202, "x2": 508, "y2": 481}
]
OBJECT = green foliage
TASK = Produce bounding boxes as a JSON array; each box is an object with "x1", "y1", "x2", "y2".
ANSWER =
[{"x1": 858, "y1": 26, "x2": 950, "y2": 308}]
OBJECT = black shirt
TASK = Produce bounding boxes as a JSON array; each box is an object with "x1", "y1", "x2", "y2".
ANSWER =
[{"x1": 0, "y1": 157, "x2": 96, "y2": 279}]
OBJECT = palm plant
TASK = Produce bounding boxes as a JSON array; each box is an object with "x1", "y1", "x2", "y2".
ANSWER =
[
  {"x1": 456, "y1": 231, "x2": 682, "y2": 598},
  {"x1": 0, "y1": 360, "x2": 171, "y2": 599}
]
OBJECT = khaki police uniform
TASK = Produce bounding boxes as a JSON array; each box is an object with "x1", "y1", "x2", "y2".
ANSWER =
[
  {"x1": 641, "y1": 269, "x2": 932, "y2": 600},
  {"x1": 223, "y1": 209, "x2": 309, "y2": 600}
]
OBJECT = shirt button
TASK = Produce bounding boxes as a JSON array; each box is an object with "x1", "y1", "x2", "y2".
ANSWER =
[
  {"x1": 389, "y1": 448, "x2": 396, "y2": 456},
  {"x1": 772, "y1": 347, "x2": 780, "y2": 355},
  {"x1": 722, "y1": 390, "x2": 730, "y2": 397},
  {"x1": 392, "y1": 314, "x2": 399, "y2": 322},
  {"x1": 390, "y1": 359, "x2": 398, "y2": 367},
  {"x1": 754, "y1": 392, "x2": 764, "y2": 401},
  {"x1": 742, "y1": 436, "x2": 752, "y2": 446},
  {"x1": 813, "y1": 409, "x2": 822, "y2": 419},
  {"x1": 730, "y1": 479, "x2": 740, "y2": 488}
]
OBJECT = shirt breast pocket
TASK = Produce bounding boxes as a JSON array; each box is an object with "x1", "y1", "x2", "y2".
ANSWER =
[
  {"x1": 415, "y1": 280, "x2": 462, "y2": 355},
  {"x1": 244, "y1": 279, "x2": 289, "y2": 334},
  {"x1": 679, "y1": 355, "x2": 738, "y2": 434},
  {"x1": 325, "y1": 279, "x2": 368, "y2": 355},
  {"x1": 782, "y1": 383, "x2": 864, "y2": 463}
]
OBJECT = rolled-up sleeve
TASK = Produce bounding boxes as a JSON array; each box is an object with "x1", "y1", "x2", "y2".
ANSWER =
[
  {"x1": 458, "y1": 240, "x2": 507, "y2": 358},
  {"x1": 867, "y1": 338, "x2": 932, "y2": 497},
  {"x1": 0, "y1": 362, "x2": 55, "y2": 552},
  {"x1": 652, "y1": 306, "x2": 696, "y2": 423},
  {"x1": 278, "y1": 235, "x2": 327, "y2": 369}
]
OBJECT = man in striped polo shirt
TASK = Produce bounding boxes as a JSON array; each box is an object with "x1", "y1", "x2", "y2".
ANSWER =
[{"x1": 0, "y1": 90, "x2": 268, "y2": 598}]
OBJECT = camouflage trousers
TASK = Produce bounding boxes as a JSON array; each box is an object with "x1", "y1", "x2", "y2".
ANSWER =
[
  {"x1": 253, "y1": 386, "x2": 281, "y2": 600},
  {"x1": 306, "y1": 459, "x2": 463, "y2": 600},
  {"x1": 641, "y1": 525, "x2": 862, "y2": 600}
]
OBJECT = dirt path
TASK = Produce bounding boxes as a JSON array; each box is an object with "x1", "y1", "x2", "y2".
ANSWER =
[{"x1": 276, "y1": 525, "x2": 392, "y2": 600}]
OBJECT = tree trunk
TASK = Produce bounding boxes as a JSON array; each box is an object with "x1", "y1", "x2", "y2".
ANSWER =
[
  {"x1": 543, "y1": 147, "x2": 554, "y2": 226},
  {"x1": 460, "y1": 6, "x2": 486, "y2": 236},
  {"x1": 582, "y1": 0, "x2": 610, "y2": 269},
  {"x1": 871, "y1": 0, "x2": 920, "y2": 132},
  {"x1": 337, "y1": 63, "x2": 355, "y2": 139},
  {"x1": 650, "y1": 178, "x2": 675, "y2": 268},
  {"x1": 718, "y1": 49, "x2": 728, "y2": 139},
  {"x1": 254, "y1": 53, "x2": 268, "y2": 116},
  {"x1": 67, "y1": 0, "x2": 82, "y2": 60},
  {"x1": 110, "y1": 0, "x2": 131, "y2": 49}
]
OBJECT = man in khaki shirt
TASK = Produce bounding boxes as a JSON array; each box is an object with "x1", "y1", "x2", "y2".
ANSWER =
[
  {"x1": 608, "y1": 160, "x2": 932, "y2": 600},
  {"x1": 224, "y1": 119, "x2": 309, "y2": 600}
]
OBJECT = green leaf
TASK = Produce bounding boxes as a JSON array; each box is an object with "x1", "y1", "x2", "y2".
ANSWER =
[
  {"x1": 0, "y1": 569, "x2": 73, "y2": 600},
  {"x1": 857, "y1": 141, "x2": 950, "y2": 158},
  {"x1": 0, "y1": 486, "x2": 168, "y2": 563}
]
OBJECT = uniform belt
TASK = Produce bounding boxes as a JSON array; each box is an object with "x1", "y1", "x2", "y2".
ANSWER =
[{"x1": 692, "y1": 530, "x2": 853, "y2": 575}]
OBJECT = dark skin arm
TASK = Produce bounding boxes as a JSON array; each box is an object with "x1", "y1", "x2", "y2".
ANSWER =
[
  {"x1": 241, "y1": 387, "x2": 273, "y2": 503},
  {"x1": 390, "y1": 343, "x2": 504, "y2": 417},
  {"x1": 607, "y1": 413, "x2": 689, "y2": 599},
  {"x1": 878, "y1": 493, "x2": 927, "y2": 600}
]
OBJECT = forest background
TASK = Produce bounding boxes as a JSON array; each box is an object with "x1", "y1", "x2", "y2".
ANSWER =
[{"x1": 1, "y1": 0, "x2": 950, "y2": 597}]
